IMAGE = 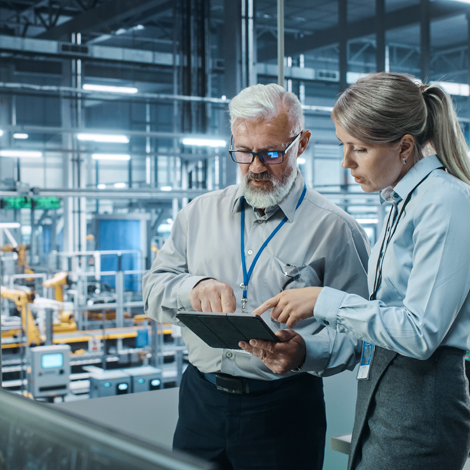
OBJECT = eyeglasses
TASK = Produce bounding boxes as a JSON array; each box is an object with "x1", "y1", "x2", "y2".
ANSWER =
[{"x1": 228, "y1": 131, "x2": 303, "y2": 165}]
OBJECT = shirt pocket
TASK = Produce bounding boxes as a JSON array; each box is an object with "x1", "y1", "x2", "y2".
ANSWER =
[
  {"x1": 272, "y1": 256, "x2": 321, "y2": 290},
  {"x1": 269, "y1": 256, "x2": 321, "y2": 329}
]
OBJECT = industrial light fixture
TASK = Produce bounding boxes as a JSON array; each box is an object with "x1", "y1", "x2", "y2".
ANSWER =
[
  {"x1": 97, "y1": 184, "x2": 106, "y2": 189},
  {"x1": 160, "y1": 186, "x2": 172, "y2": 191},
  {"x1": 0, "y1": 150, "x2": 42, "y2": 158},
  {"x1": 13, "y1": 133, "x2": 28, "y2": 139},
  {"x1": 297, "y1": 158, "x2": 306, "y2": 164},
  {"x1": 83, "y1": 84, "x2": 138, "y2": 94},
  {"x1": 0, "y1": 130, "x2": 4, "y2": 137},
  {"x1": 77, "y1": 133, "x2": 129, "y2": 143},
  {"x1": 182, "y1": 138, "x2": 226, "y2": 147},
  {"x1": 92, "y1": 154, "x2": 131, "y2": 161},
  {"x1": 114, "y1": 182, "x2": 126, "y2": 188},
  {"x1": 0, "y1": 222, "x2": 20, "y2": 228},
  {"x1": 347, "y1": 72, "x2": 368, "y2": 84}
]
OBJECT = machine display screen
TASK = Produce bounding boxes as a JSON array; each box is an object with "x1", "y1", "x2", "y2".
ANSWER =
[{"x1": 41, "y1": 353, "x2": 63, "y2": 369}]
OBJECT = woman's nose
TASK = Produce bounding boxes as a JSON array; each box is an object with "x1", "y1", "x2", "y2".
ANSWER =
[{"x1": 341, "y1": 149, "x2": 355, "y2": 169}]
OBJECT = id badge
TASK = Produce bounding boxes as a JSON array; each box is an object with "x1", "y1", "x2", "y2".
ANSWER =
[{"x1": 357, "y1": 341, "x2": 374, "y2": 380}]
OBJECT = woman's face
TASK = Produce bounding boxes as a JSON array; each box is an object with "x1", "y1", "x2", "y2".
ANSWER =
[{"x1": 336, "y1": 124, "x2": 414, "y2": 193}]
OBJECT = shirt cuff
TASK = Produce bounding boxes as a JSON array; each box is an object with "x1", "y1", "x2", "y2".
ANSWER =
[
  {"x1": 300, "y1": 334, "x2": 330, "y2": 372},
  {"x1": 314, "y1": 286, "x2": 348, "y2": 330},
  {"x1": 177, "y1": 275, "x2": 213, "y2": 310}
]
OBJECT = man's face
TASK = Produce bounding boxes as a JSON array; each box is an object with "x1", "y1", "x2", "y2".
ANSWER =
[
  {"x1": 233, "y1": 112, "x2": 299, "y2": 191},
  {"x1": 232, "y1": 111, "x2": 311, "y2": 209}
]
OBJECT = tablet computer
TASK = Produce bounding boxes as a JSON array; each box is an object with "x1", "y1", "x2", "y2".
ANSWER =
[{"x1": 176, "y1": 311, "x2": 280, "y2": 349}]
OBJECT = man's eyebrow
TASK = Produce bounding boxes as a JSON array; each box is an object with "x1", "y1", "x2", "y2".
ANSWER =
[{"x1": 235, "y1": 144, "x2": 285, "y2": 151}]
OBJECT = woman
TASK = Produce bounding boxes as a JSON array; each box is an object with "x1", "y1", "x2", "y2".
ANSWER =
[{"x1": 252, "y1": 72, "x2": 470, "y2": 469}]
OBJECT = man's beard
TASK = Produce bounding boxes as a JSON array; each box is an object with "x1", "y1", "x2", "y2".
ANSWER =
[{"x1": 241, "y1": 162, "x2": 298, "y2": 209}]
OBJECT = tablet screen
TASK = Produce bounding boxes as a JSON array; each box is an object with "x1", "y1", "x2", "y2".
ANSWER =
[{"x1": 176, "y1": 311, "x2": 279, "y2": 349}]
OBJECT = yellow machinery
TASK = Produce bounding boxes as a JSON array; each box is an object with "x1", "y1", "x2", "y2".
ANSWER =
[
  {"x1": 43, "y1": 272, "x2": 68, "y2": 302},
  {"x1": 42, "y1": 273, "x2": 77, "y2": 334},
  {"x1": 0, "y1": 286, "x2": 42, "y2": 346}
]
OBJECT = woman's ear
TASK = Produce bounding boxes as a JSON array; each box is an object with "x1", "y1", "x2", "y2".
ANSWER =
[{"x1": 399, "y1": 134, "x2": 415, "y2": 161}]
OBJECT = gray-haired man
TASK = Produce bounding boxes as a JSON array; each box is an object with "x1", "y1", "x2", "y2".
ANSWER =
[{"x1": 143, "y1": 83, "x2": 369, "y2": 470}]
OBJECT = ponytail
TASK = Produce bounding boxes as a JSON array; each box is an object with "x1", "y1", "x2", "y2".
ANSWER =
[{"x1": 420, "y1": 84, "x2": 470, "y2": 185}]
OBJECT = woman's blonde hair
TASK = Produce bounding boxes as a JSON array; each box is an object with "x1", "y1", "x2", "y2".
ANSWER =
[{"x1": 332, "y1": 72, "x2": 470, "y2": 185}]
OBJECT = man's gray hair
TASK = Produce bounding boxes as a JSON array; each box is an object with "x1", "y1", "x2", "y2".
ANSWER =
[{"x1": 229, "y1": 83, "x2": 304, "y2": 133}]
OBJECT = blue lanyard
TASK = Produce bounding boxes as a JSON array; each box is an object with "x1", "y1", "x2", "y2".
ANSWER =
[{"x1": 240, "y1": 184, "x2": 307, "y2": 311}]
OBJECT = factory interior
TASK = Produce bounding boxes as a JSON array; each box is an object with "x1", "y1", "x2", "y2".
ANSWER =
[{"x1": 0, "y1": 0, "x2": 470, "y2": 468}]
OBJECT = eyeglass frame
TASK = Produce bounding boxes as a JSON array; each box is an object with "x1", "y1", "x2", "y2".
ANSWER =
[{"x1": 228, "y1": 130, "x2": 304, "y2": 165}]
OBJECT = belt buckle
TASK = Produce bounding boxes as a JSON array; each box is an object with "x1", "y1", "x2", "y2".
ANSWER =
[{"x1": 215, "y1": 374, "x2": 245, "y2": 394}]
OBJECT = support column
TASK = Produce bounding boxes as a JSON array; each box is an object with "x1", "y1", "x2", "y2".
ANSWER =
[
  {"x1": 339, "y1": 0, "x2": 348, "y2": 92},
  {"x1": 420, "y1": 0, "x2": 431, "y2": 81},
  {"x1": 277, "y1": 0, "x2": 284, "y2": 88},
  {"x1": 61, "y1": 59, "x2": 75, "y2": 253},
  {"x1": 376, "y1": 0, "x2": 386, "y2": 72},
  {"x1": 0, "y1": 64, "x2": 15, "y2": 188},
  {"x1": 223, "y1": 0, "x2": 242, "y2": 187},
  {"x1": 467, "y1": 15, "x2": 470, "y2": 120}
]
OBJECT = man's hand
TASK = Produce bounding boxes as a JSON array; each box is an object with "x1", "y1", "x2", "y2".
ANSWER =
[
  {"x1": 252, "y1": 287, "x2": 322, "y2": 328},
  {"x1": 189, "y1": 278, "x2": 237, "y2": 313},
  {"x1": 239, "y1": 329, "x2": 306, "y2": 374}
]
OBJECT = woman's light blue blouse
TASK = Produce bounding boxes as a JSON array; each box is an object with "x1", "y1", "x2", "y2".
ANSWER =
[{"x1": 315, "y1": 155, "x2": 470, "y2": 360}]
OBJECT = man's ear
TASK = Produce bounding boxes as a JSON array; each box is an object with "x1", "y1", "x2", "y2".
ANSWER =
[
  {"x1": 298, "y1": 130, "x2": 312, "y2": 156},
  {"x1": 399, "y1": 134, "x2": 415, "y2": 161}
]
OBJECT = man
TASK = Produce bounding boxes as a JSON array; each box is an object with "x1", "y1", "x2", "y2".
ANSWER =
[{"x1": 142, "y1": 83, "x2": 369, "y2": 470}]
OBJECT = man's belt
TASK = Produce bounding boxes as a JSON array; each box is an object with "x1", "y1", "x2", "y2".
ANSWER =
[{"x1": 201, "y1": 371, "x2": 294, "y2": 394}]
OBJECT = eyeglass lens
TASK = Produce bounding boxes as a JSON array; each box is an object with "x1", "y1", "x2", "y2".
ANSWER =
[{"x1": 233, "y1": 151, "x2": 283, "y2": 164}]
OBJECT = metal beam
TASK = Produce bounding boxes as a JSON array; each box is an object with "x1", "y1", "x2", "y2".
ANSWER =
[
  {"x1": 0, "y1": 34, "x2": 175, "y2": 66},
  {"x1": 258, "y1": 1, "x2": 470, "y2": 62},
  {"x1": 0, "y1": 80, "x2": 228, "y2": 104},
  {"x1": 0, "y1": 188, "x2": 209, "y2": 199},
  {"x1": 37, "y1": 0, "x2": 173, "y2": 41}
]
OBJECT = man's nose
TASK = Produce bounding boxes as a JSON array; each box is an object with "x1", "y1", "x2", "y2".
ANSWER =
[{"x1": 249, "y1": 154, "x2": 267, "y2": 173}]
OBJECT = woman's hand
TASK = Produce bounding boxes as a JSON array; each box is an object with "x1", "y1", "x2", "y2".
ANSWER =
[{"x1": 252, "y1": 287, "x2": 323, "y2": 328}]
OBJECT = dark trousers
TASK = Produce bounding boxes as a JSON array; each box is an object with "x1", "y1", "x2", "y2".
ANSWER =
[{"x1": 173, "y1": 364, "x2": 326, "y2": 470}]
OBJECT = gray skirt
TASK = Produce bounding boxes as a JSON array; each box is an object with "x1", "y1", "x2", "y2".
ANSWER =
[{"x1": 349, "y1": 346, "x2": 470, "y2": 470}]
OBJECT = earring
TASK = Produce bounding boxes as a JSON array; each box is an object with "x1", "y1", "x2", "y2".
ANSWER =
[{"x1": 403, "y1": 158, "x2": 407, "y2": 165}]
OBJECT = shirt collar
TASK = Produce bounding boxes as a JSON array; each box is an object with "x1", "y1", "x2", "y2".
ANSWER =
[
  {"x1": 379, "y1": 154, "x2": 444, "y2": 205},
  {"x1": 232, "y1": 169, "x2": 305, "y2": 223}
]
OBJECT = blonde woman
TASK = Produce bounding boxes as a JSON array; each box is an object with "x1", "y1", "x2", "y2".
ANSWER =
[{"x1": 242, "y1": 72, "x2": 470, "y2": 470}]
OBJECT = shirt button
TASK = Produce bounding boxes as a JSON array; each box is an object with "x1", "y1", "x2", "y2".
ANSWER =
[
  {"x1": 247, "y1": 249, "x2": 253, "y2": 256},
  {"x1": 324, "y1": 320, "x2": 329, "y2": 326},
  {"x1": 226, "y1": 352, "x2": 233, "y2": 358}
]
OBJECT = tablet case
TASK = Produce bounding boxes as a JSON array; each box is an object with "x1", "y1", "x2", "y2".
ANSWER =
[{"x1": 175, "y1": 311, "x2": 279, "y2": 349}]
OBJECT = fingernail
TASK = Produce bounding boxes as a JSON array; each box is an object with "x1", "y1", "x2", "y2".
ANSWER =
[
  {"x1": 239, "y1": 342, "x2": 246, "y2": 348},
  {"x1": 250, "y1": 340, "x2": 256, "y2": 346}
]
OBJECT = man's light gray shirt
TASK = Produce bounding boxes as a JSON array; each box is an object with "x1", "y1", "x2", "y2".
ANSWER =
[
  {"x1": 315, "y1": 155, "x2": 470, "y2": 360},
  {"x1": 143, "y1": 171, "x2": 370, "y2": 379}
]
